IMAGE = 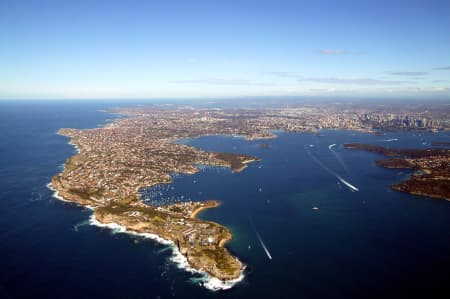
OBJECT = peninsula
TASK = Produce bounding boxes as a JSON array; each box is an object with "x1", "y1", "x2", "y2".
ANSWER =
[
  {"x1": 51, "y1": 103, "x2": 449, "y2": 283},
  {"x1": 51, "y1": 108, "x2": 265, "y2": 281},
  {"x1": 344, "y1": 143, "x2": 450, "y2": 201}
]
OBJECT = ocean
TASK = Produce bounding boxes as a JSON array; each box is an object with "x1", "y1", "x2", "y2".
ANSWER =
[{"x1": 1, "y1": 100, "x2": 449, "y2": 299}]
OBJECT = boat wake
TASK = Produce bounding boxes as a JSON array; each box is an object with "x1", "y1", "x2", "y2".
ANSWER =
[
  {"x1": 337, "y1": 176, "x2": 359, "y2": 192},
  {"x1": 328, "y1": 143, "x2": 349, "y2": 174},
  {"x1": 256, "y1": 231, "x2": 273, "y2": 260},
  {"x1": 249, "y1": 217, "x2": 272, "y2": 260},
  {"x1": 305, "y1": 147, "x2": 359, "y2": 192}
]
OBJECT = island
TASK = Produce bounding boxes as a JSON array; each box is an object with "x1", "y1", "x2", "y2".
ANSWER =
[{"x1": 344, "y1": 143, "x2": 450, "y2": 201}]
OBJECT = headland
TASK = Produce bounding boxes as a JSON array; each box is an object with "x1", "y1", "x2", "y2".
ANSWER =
[
  {"x1": 344, "y1": 143, "x2": 450, "y2": 201},
  {"x1": 51, "y1": 104, "x2": 449, "y2": 287}
]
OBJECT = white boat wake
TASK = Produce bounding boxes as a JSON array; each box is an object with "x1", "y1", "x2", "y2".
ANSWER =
[
  {"x1": 256, "y1": 231, "x2": 273, "y2": 260},
  {"x1": 328, "y1": 143, "x2": 349, "y2": 173},
  {"x1": 249, "y1": 217, "x2": 273, "y2": 260},
  {"x1": 337, "y1": 176, "x2": 359, "y2": 192},
  {"x1": 305, "y1": 147, "x2": 359, "y2": 192}
]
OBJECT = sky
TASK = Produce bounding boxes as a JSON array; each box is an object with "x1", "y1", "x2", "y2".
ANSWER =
[{"x1": 1, "y1": 0, "x2": 450, "y2": 100}]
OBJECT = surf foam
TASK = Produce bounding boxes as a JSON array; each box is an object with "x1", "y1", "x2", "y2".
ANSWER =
[
  {"x1": 47, "y1": 183, "x2": 73, "y2": 203},
  {"x1": 88, "y1": 214, "x2": 245, "y2": 291},
  {"x1": 48, "y1": 138, "x2": 245, "y2": 291},
  {"x1": 68, "y1": 141, "x2": 81, "y2": 154}
]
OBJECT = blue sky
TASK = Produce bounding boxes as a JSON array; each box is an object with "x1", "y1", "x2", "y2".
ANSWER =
[{"x1": 1, "y1": 0, "x2": 449, "y2": 99}]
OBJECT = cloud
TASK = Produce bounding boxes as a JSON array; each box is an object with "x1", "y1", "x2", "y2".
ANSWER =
[
  {"x1": 308, "y1": 88, "x2": 338, "y2": 92},
  {"x1": 434, "y1": 66, "x2": 450, "y2": 70},
  {"x1": 170, "y1": 77, "x2": 274, "y2": 86},
  {"x1": 434, "y1": 87, "x2": 450, "y2": 91},
  {"x1": 264, "y1": 72, "x2": 411, "y2": 86},
  {"x1": 391, "y1": 72, "x2": 428, "y2": 76},
  {"x1": 262, "y1": 71, "x2": 299, "y2": 78},
  {"x1": 297, "y1": 77, "x2": 409, "y2": 86},
  {"x1": 320, "y1": 49, "x2": 346, "y2": 55}
]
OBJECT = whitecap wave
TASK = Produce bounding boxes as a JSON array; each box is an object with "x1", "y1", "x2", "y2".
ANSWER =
[
  {"x1": 89, "y1": 214, "x2": 245, "y2": 291},
  {"x1": 68, "y1": 141, "x2": 81, "y2": 154},
  {"x1": 48, "y1": 135, "x2": 245, "y2": 292},
  {"x1": 46, "y1": 183, "x2": 73, "y2": 203}
]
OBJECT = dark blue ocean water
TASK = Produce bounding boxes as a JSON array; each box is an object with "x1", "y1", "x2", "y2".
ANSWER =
[{"x1": 1, "y1": 101, "x2": 450, "y2": 299}]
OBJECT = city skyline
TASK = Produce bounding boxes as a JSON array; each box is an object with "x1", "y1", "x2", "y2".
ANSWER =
[{"x1": 1, "y1": 0, "x2": 450, "y2": 99}]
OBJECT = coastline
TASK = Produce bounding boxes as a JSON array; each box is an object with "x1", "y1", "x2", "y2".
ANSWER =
[
  {"x1": 88, "y1": 212, "x2": 245, "y2": 291},
  {"x1": 50, "y1": 110, "x2": 263, "y2": 286},
  {"x1": 344, "y1": 143, "x2": 450, "y2": 201},
  {"x1": 47, "y1": 182, "x2": 245, "y2": 290},
  {"x1": 48, "y1": 177, "x2": 245, "y2": 291},
  {"x1": 47, "y1": 182, "x2": 76, "y2": 204},
  {"x1": 191, "y1": 202, "x2": 220, "y2": 218},
  {"x1": 49, "y1": 111, "x2": 448, "y2": 292}
]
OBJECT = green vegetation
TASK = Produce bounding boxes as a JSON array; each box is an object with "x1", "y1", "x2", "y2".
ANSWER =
[
  {"x1": 376, "y1": 158, "x2": 414, "y2": 169},
  {"x1": 169, "y1": 206, "x2": 184, "y2": 213},
  {"x1": 347, "y1": 143, "x2": 450, "y2": 201},
  {"x1": 97, "y1": 203, "x2": 169, "y2": 220},
  {"x1": 201, "y1": 248, "x2": 239, "y2": 274},
  {"x1": 393, "y1": 177, "x2": 450, "y2": 200},
  {"x1": 213, "y1": 152, "x2": 257, "y2": 170},
  {"x1": 345, "y1": 143, "x2": 450, "y2": 158},
  {"x1": 64, "y1": 154, "x2": 87, "y2": 172},
  {"x1": 117, "y1": 196, "x2": 138, "y2": 206},
  {"x1": 68, "y1": 187, "x2": 104, "y2": 201}
]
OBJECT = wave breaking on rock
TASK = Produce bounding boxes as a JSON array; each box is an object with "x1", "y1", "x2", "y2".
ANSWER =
[{"x1": 47, "y1": 181, "x2": 244, "y2": 291}]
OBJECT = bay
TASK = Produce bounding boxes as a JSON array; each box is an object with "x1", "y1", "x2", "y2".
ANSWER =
[{"x1": 1, "y1": 101, "x2": 449, "y2": 299}]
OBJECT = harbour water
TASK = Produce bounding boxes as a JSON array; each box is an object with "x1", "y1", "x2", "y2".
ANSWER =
[{"x1": 1, "y1": 100, "x2": 449, "y2": 298}]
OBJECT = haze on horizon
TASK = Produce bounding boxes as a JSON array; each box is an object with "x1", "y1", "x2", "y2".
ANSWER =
[{"x1": 1, "y1": 0, "x2": 449, "y2": 100}]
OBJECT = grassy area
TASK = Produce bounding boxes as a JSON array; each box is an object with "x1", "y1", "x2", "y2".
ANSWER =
[
  {"x1": 64, "y1": 154, "x2": 87, "y2": 172},
  {"x1": 168, "y1": 206, "x2": 184, "y2": 213},
  {"x1": 117, "y1": 196, "x2": 139, "y2": 206},
  {"x1": 201, "y1": 248, "x2": 239, "y2": 274},
  {"x1": 68, "y1": 187, "x2": 104, "y2": 200},
  {"x1": 213, "y1": 152, "x2": 254, "y2": 170},
  {"x1": 97, "y1": 202, "x2": 169, "y2": 220}
]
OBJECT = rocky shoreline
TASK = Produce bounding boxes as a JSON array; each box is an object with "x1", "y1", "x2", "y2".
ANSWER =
[
  {"x1": 345, "y1": 143, "x2": 450, "y2": 201},
  {"x1": 51, "y1": 172, "x2": 245, "y2": 282},
  {"x1": 49, "y1": 110, "x2": 264, "y2": 285}
]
